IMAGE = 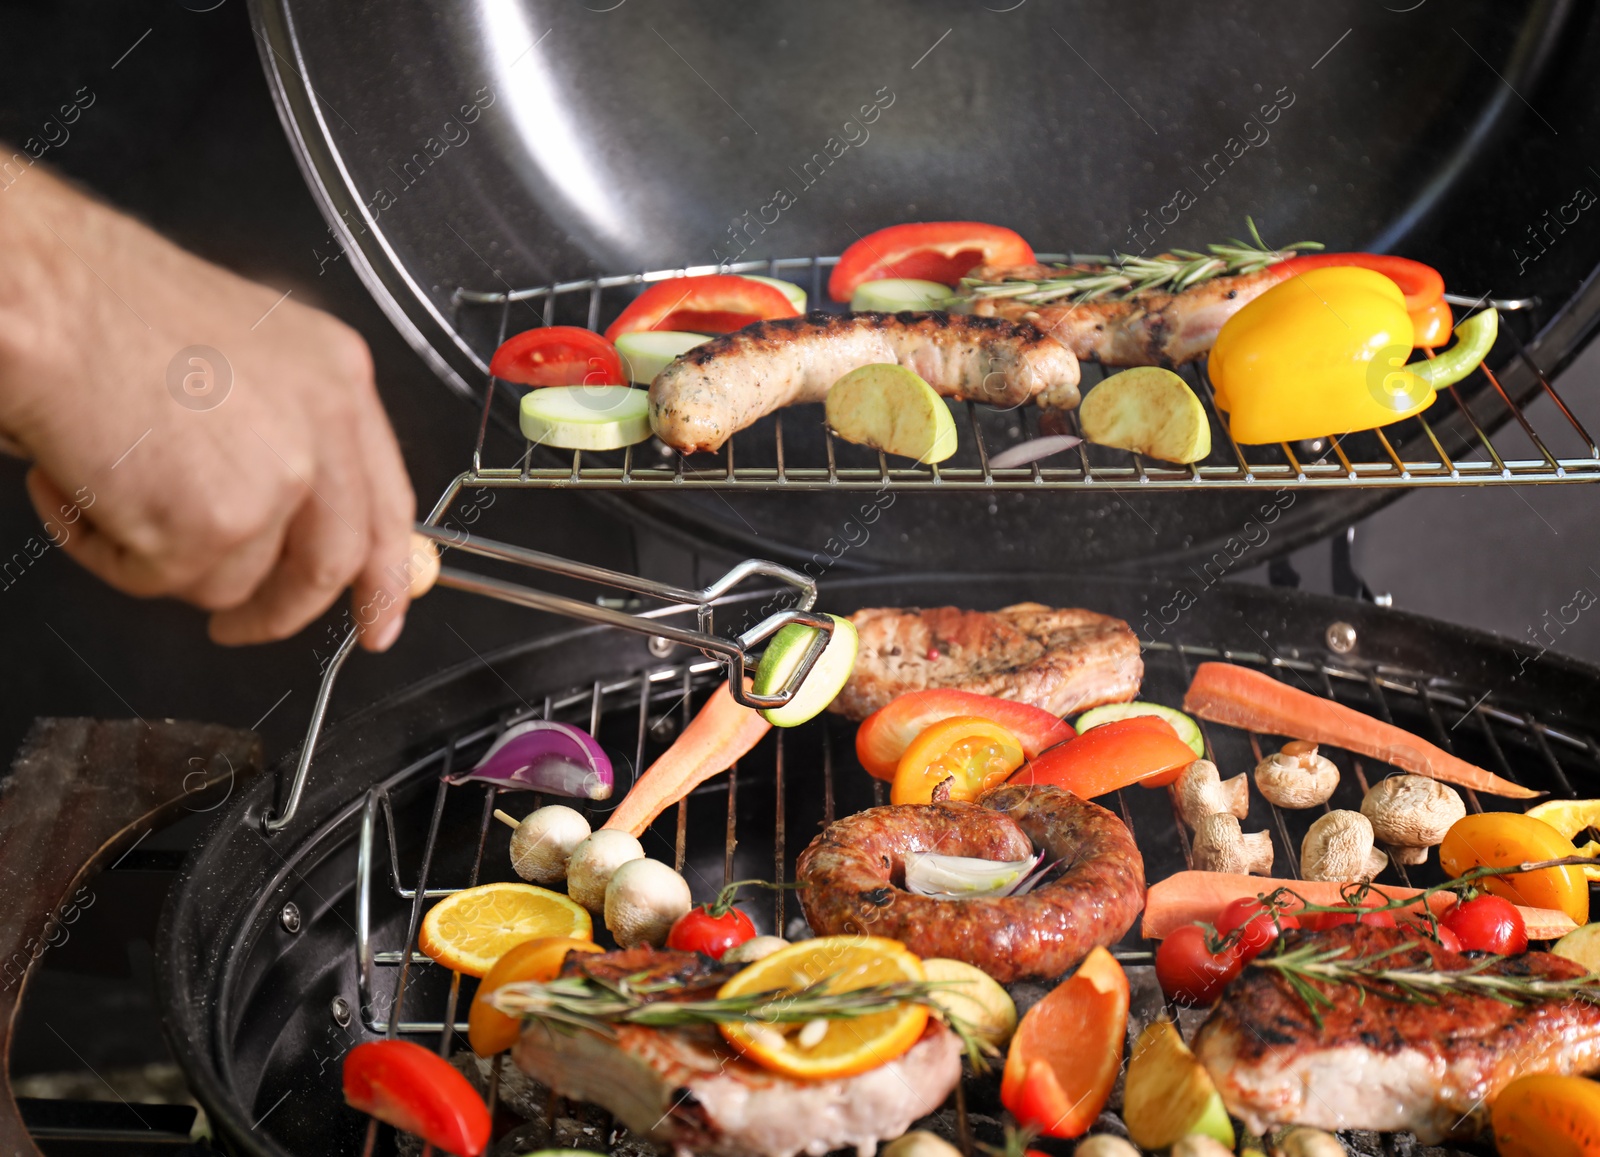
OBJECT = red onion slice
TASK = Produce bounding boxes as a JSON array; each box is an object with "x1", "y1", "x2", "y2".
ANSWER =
[
  {"x1": 987, "y1": 434, "x2": 1083, "y2": 469},
  {"x1": 447, "y1": 720, "x2": 613, "y2": 799}
]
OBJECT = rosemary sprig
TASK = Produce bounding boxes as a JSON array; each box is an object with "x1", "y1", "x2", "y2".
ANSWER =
[
  {"x1": 490, "y1": 971, "x2": 993, "y2": 1069},
  {"x1": 956, "y1": 217, "x2": 1322, "y2": 305},
  {"x1": 1251, "y1": 939, "x2": 1600, "y2": 1030}
]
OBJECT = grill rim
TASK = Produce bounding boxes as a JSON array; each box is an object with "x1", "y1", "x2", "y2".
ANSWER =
[{"x1": 155, "y1": 574, "x2": 1600, "y2": 1157}]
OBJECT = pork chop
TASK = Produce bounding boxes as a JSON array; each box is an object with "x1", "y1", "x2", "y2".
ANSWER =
[
  {"x1": 1192, "y1": 925, "x2": 1600, "y2": 1142},
  {"x1": 510, "y1": 948, "x2": 963, "y2": 1157},
  {"x1": 830, "y1": 602, "x2": 1142, "y2": 721}
]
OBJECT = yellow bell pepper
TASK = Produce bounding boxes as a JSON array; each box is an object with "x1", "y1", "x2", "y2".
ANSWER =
[
  {"x1": 1208, "y1": 266, "x2": 1434, "y2": 444},
  {"x1": 1438, "y1": 812, "x2": 1589, "y2": 926}
]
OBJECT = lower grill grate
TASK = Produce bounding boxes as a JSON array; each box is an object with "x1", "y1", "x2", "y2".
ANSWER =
[{"x1": 346, "y1": 639, "x2": 1598, "y2": 1156}]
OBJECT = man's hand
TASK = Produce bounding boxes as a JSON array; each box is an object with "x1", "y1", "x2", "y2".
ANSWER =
[{"x1": 0, "y1": 165, "x2": 419, "y2": 650}]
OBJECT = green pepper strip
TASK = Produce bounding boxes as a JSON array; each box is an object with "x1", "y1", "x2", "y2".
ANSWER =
[{"x1": 1410, "y1": 307, "x2": 1498, "y2": 391}]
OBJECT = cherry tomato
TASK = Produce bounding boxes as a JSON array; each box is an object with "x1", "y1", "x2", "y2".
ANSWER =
[
  {"x1": 828, "y1": 221, "x2": 1035, "y2": 301},
  {"x1": 1432, "y1": 922, "x2": 1464, "y2": 953},
  {"x1": 343, "y1": 1040, "x2": 490, "y2": 1156},
  {"x1": 1155, "y1": 923, "x2": 1242, "y2": 1007},
  {"x1": 489, "y1": 326, "x2": 626, "y2": 387},
  {"x1": 603, "y1": 275, "x2": 798, "y2": 341},
  {"x1": 1443, "y1": 894, "x2": 1529, "y2": 955},
  {"x1": 1301, "y1": 893, "x2": 1397, "y2": 932},
  {"x1": 1215, "y1": 897, "x2": 1300, "y2": 964},
  {"x1": 667, "y1": 904, "x2": 757, "y2": 959}
]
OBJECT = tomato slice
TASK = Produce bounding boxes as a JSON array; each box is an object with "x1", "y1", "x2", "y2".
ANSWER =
[
  {"x1": 828, "y1": 222, "x2": 1035, "y2": 302},
  {"x1": 1272, "y1": 252, "x2": 1445, "y2": 313},
  {"x1": 603, "y1": 275, "x2": 799, "y2": 341},
  {"x1": 890, "y1": 716, "x2": 1025, "y2": 805},
  {"x1": 855, "y1": 689, "x2": 1074, "y2": 780},
  {"x1": 1011, "y1": 715, "x2": 1197, "y2": 797},
  {"x1": 489, "y1": 326, "x2": 627, "y2": 387},
  {"x1": 343, "y1": 1039, "x2": 491, "y2": 1156}
]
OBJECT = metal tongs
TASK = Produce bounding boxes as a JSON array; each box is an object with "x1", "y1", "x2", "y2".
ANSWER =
[
  {"x1": 263, "y1": 523, "x2": 835, "y2": 834},
  {"x1": 413, "y1": 523, "x2": 836, "y2": 710}
]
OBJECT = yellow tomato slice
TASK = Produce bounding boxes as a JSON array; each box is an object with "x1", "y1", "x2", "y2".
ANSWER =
[
  {"x1": 1439, "y1": 813, "x2": 1589, "y2": 926},
  {"x1": 890, "y1": 716, "x2": 1025, "y2": 805}
]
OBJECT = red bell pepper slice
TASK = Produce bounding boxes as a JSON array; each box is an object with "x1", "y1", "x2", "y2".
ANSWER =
[
  {"x1": 603, "y1": 275, "x2": 799, "y2": 341},
  {"x1": 855, "y1": 689, "x2": 1074, "y2": 780},
  {"x1": 828, "y1": 222, "x2": 1035, "y2": 302},
  {"x1": 1271, "y1": 252, "x2": 1445, "y2": 313},
  {"x1": 1010, "y1": 715, "x2": 1196, "y2": 797},
  {"x1": 343, "y1": 1039, "x2": 491, "y2": 1156},
  {"x1": 489, "y1": 326, "x2": 627, "y2": 387}
]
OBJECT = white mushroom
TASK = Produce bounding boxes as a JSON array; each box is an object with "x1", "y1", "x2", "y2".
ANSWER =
[
  {"x1": 1273, "y1": 1126, "x2": 1347, "y2": 1157},
  {"x1": 881, "y1": 1131, "x2": 965, "y2": 1157},
  {"x1": 1072, "y1": 1137, "x2": 1141, "y2": 1157},
  {"x1": 566, "y1": 829, "x2": 645, "y2": 912},
  {"x1": 1301, "y1": 810, "x2": 1388, "y2": 883},
  {"x1": 1254, "y1": 741, "x2": 1340, "y2": 809},
  {"x1": 604, "y1": 858, "x2": 692, "y2": 947},
  {"x1": 722, "y1": 935, "x2": 789, "y2": 964},
  {"x1": 496, "y1": 805, "x2": 591, "y2": 885},
  {"x1": 1360, "y1": 774, "x2": 1466, "y2": 865},
  {"x1": 1175, "y1": 759, "x2": 1251, "y2": 829},
  {"x1": 1173, "y1": 1136, "x2": 1236, "y2": 1157},
  {"x1": 1191, "y1": 813, "x2": 1274, "y2": 876}
]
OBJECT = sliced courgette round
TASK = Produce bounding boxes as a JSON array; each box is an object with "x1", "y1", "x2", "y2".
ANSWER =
[
  {"x1": 519, "y1": 386, "x2": 651, "y2": 450},
  {"x1": 614, "y1": 330, "x2": 710, "y2": 384},
  {"x1": 849, "y1": 278, "x2": 953, "y2": 313},
  {"x1": 753, "y1": 614, "x2": 859, "y2": 727}
]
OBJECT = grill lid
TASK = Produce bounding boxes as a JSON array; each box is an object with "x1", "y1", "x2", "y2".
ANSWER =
[{"x1": 249, "y1": 0, "x2": 1600, "y2": 569}]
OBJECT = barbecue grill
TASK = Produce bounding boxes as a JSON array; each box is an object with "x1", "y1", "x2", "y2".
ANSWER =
[
  {"x1": 17, "y1": 0, "x2": 1600, "y2": 1153},
  {"x1": 153, "y1": 576, "x2": 1600, "y2": 1156}
]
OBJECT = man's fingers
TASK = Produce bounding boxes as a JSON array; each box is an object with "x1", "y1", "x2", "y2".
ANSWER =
[
  {"x1": 24, "y1": 467, "x2": 171, "y2": 596},
  {"x1": 173, "y1": 513, "x2": 294, "y2": 611},
  {"x1": 350, "y1": 389, "x2": 417, "y2": 652},
  {"x1": 207, "y1": 453, "x2": 371, "y2": 646}
]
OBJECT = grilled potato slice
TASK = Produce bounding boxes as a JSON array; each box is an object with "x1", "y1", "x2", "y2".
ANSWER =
[
  {"x1": 825, "y1": 363, "x2": 957, "y2": 464},
  {"x1": 1079, "y1": 366, "x2": 1211, "y2": 464}
]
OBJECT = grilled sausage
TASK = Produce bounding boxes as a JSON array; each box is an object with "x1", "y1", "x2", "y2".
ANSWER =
[
  {"x1": 796, "y1": 785, "x2": 1144, "y2": 982},
  {"x1": 968, "y1": 264, "x2": 1290, "y2": 366},
  {"x1": 648, "y1": 312, "x2": 1081, "y2": 454}
]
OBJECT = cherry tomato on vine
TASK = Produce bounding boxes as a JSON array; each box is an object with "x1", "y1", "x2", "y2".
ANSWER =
[
  {"x1": 1443, "y1": 894, "x2": 1528, "y2": 955},
  {"x1": 1214, "y1": 897, "x2": 1300, "y2": 964},
  {"x1": 1301, "y1": 894, "x2": 1397, "y2": 932},
  {"x1": 1155, "y1": 923, "x2": 1242, "y2": 1006},
  {"x1": 665, "y1": 879, "x2": 769, "y2": 959}
]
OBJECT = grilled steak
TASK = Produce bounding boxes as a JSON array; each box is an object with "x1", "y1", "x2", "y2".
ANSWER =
[
  {"x1": 830, "y1": 602, "x2": 1142, "y2": 721},
  {"x1": 649, "y1": 312, "x2": 1081, "y2": 454},
  {"x1": 797, "y1": 787, "x2": 1144, "y2": 982},
  {"x1": 514, "y1": 950, "x2": 961, "y2": 1157},
  {"x1": 967, "y1": 262, "x2": 1289, "y2": 366},
  {"x1": 1192, "y1": 925, "x2": 1600, "y2": 1142}
]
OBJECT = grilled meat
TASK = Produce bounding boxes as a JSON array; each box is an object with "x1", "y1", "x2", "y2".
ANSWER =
[
  {"x1": 831, "y1": 602, "x2": 1142, "y2": 721},
  {"x1": 514, "y1": 949, "x2": 961, "y2": 1157},
  {"x1": 966, "y1": 262, "x2": 1290, "y2": 367},
  {"x1": 1192, "y1": 925, "x2": 1600, "y2": 1142},
  {"x1": 649, "y1": 312, "x2": 1081, "y2": 454},
  {"x1": 797, "y1": 786, "x2": 1145, "y2": 982}
]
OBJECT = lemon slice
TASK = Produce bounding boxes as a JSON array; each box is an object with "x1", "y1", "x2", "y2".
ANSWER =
[
  {"x1": 418, "y1": 882, "x2": 592, "y2": 977},
  {"x1": 717, "y1": 936, "x2": 928, "y2": 1079}
]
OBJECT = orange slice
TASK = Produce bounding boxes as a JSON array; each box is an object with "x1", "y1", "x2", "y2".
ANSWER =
[
  {"x1": 419, "y1": 882, "x2": 591, "y2": 978},
  {"x1": 1001, "y1": 947, "x2": 1129, "y2": 1138},
  {"x1": 468, "y1": 936, "x2": 603, "y2": 1056},
  {"x1": 716, "y1": 935, "x2": 928, "y2": 1079}
]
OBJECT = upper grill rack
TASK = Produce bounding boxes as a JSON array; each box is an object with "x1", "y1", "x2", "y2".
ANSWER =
[
  {"x1": 340, "y1": 637, "x2": 1599, "y2": 1155},
  {"x1": 449, "y1": 254, "x2": 1600, "y2": 493}
]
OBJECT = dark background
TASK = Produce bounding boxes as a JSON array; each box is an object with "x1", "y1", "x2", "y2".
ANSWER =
[{"x1": 3, "y1": 0, "x2": 1599, "y2": 1102}]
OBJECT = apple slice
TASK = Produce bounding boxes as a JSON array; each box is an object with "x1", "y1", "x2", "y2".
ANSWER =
[
  {"x1": 849, "y1": 278, "x2": 952, "y2": 312},
  {"x1": 614, "y1": 330, "x2": 710, "y2": 384},
  {"x1": 1078, "y1": 366, "x2": 1212, "y2": 464},
  {"x1": 825, "y1": 364, "x2": 958, "y2": 464},
  {"x1": 752, "y1": 614, "x2": 858, "y2": 727}
]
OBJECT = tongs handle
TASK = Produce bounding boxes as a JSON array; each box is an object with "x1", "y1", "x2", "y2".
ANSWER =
[{"x1": 413, "y1": 524, "x2": 835, "y2": 711}]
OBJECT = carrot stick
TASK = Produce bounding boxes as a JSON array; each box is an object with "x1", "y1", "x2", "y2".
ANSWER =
[
  {"x1": 602, "y1": 682, "x2": 771, "y2": 837},
  {"x1": 1141, "y1": 870, "x2": 1576, "y2": 942},
  {"x1": 1183, "y1": 661, "x2": 1538, "y2": 800}
]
